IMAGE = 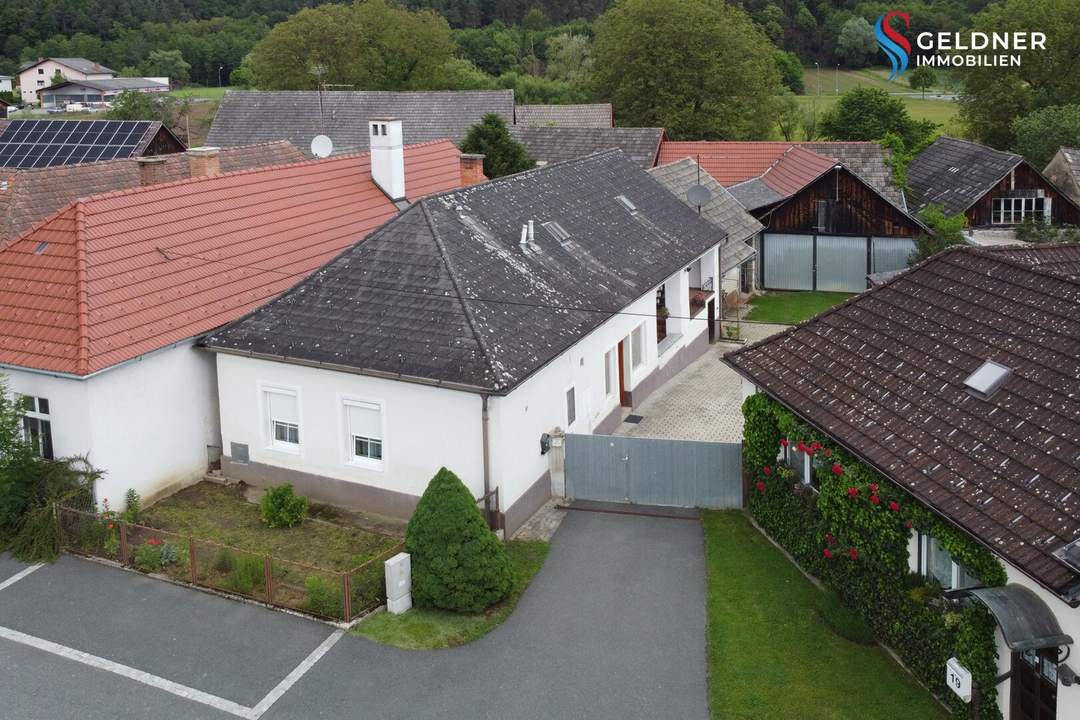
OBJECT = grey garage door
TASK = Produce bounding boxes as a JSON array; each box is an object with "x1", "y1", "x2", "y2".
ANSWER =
[
  {"x1": 872, "y1": 237, "x2": 917, "y2": 274},
  {"x1": 564, "y1": 434, "x2": 742, "y2": 508},
  {"x1": 762, "y1": 233, "x2": 813, "y2": 290},
  {"x1": 816, "y1": 235, "x2": 869, "y2": 292}
]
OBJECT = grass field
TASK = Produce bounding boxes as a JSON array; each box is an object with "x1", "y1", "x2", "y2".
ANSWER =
[
  {"x1": 168, "y1": 86, "x2": 233, "y2": 99},
  {"x1": 703, "y1": 511, "x2": 947, "y2": 720},
  {"x1": 744, "y1": 291, "x2": 853, "y2": 325}
]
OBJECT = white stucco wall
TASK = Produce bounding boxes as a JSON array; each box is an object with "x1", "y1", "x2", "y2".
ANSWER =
[
  {"x1": 19, "y1": 61, "x2": 99, "y2": 103},
  {"x1": 215, "y1": 354, "x2": 486, "y2": 500},
  {"x1": 1, "y1": 342, "x2": 220, "y2": 506}
]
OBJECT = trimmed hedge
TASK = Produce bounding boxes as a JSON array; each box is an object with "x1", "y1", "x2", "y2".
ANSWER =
[
  {"x1": 405, "y1": 467, "x2": 512, "y2": 613},
  {"x1": 743, "y1": 394, "x2": 1004, "y2": 719}
]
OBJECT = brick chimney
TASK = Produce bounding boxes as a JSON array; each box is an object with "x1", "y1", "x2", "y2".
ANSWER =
[
  {"x1": 369, "y1": 118, "x2": 405, "y2": 201},
  {"x1": 136, "y1": 156, "x2": 168, "y2": 187},
  {"x1": 460, "y1": 153, "x2": 487, "y2": 186},
  {"x1": 186, "y1": 147, "x2": 221, "y2": 178}
]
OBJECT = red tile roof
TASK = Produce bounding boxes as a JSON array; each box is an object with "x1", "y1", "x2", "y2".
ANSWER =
[
  {"x1": 0, "y1": 139, "x2": 465, "y2": 376},
  {"x1": 758, "y1": 145, "x2": 838, "y2": 197}
]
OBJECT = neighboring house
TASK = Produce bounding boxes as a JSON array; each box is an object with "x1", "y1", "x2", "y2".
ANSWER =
[
  {"x1": 0, "y1": 76, "x2": 12, "y2": 94},
  {"x1": 1043, "y1": 147, "x2": 1080, "y2": 207},
  {"x1": 38, "y1": 78, "x2": 169, "y2": 108},
  {"x1": 0, "y1": 99, "x2": 8, "y2": 120},
  {"x1": 725, "y1": 244, "x2": 1080, "y2": 720},
  {"x1": 647, "y1": 157, "x2": 762, "y2": 303},
  {"x1": 0, "y1": 140, "x2": 305, "y2": 248},
  {"x1": 207, "y1": 90, "x2": 515, "y2": 155},
  {"x1": 509, "y1": 125, "x2": 664, "y2": 170},
  {"x1": 17, "y1": 58, "x2": 116, "y2": 105},
  {"x1": 514, "y1": 103, "x2": 613, "y2": 128},
  {"x1": 661, "y1": 140, "x2": 924, "y2": 293},
  {"x1": 0, "y1": 132, "x2": 476, "y2": 505},
  {"x1": 202, "y1": 148, "x2": 735, "y2": 536},
  {"x1": 907, "y1": 137, "x2": 1080, "y2": 229},
  {"x1": 0, "y1": 119, "x2": 186, "y2": 169}
]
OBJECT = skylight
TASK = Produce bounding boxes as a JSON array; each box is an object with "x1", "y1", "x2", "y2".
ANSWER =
[
  {"x1": 1053, "y1": 537, "x2": 1080, "y2": 574},
  {"x1": 542, "y1": 220, "x2": 570, "y2": 243},
  {"x1": 963, "y1": 360, "x2": 1012, "y2": 400},
  {"x1": 616, "y1": 195, "x2": 637, "y2": 213},
  {"x1": 33, "y1": 241, "x2": 48, "y2": 255}
]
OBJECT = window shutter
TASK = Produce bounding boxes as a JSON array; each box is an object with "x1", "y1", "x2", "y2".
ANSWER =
[
  {"x1": 347, "y1": 402, "x2": 381, "y2": 439},
  {"x1": 267, "y1": 392, "x2": 298, "y2": 424}
]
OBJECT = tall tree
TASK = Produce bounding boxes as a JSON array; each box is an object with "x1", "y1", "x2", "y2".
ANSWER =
[
  {"x1": 589, "y1": 0, "x2": 781, "y2": 140},
  {"x1": 820, "y1": 87, "x2": 936, "y2": 150},
  {"x1": 907, "y1": 65, "x2": 936, "y2": 100},
  {"x1": 140, "y1": 49, "x2": 191, "y2": 84},
  {"x1": 835, "y1": 17, "x2": 876, "y2": 68},
  {"x1": 1011, "y1": 105, "x2": 1080, "y2": 169},
  {"x1": 460, "y1": 113, "x2": 533, "y2": 178}
]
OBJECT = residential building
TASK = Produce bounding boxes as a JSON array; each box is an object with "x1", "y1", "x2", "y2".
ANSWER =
[
  {"x1": 0, "y1": 98, "x2": 8, "y2": 120},
  {"x1": 0, "y1": 76, "x2": 12, "y2": 94},
  {"x1": 0, "y1": 119, "x2": 186, "y2": 170},
  {"x1": 514, "y1": 103, "x2": 613, "y2": 128},
  {"x1": 725, "y1": 244, "x2": 1080, "y2": 720},
  {"x1": 203, "y1": 147, "x2": 737, "y2": 536},
  {"x1": 17, "y1": 58, "x2": 116, "y2": 105},
  {"x1": 907, "y1": 137, "x2": 1080, "y2": 232},
  {"x1": 509, "y1": 126, "x2": 664, "y2": 169},
  {"x1": 0, "y1": 140, "x2": 306, "y2": 248},
  {"x1": 38, "y1": 78, "x2": 169, "y2": 108},
  {"x1": 207, "y1": 90, "x2": 515, "y2": 155},
  {"x1": 1043, "y1": 147, "x2": 1080, "y2": 207},
  {"x1": 660, "y1": 140, "x2": 923, "y2": 293},
  {"x1": 0, "y1": 133, "x2": 475, "y2": 505}
]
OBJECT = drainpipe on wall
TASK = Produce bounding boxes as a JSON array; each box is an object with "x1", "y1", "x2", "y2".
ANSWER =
[{"x1": 481, "y1": 394, "x2": 493, "y2": 526}]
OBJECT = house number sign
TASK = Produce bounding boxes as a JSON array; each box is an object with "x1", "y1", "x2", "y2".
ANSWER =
[{"x1": 946, "y1": 657, "x2": 973, "y2": 703}]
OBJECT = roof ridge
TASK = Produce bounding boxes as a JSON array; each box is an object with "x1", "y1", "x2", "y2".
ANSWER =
[
  {"x1": 417, "y1": 198, "x2": 500, "y2": 389},
  {"x1": 965, "y1": 243, "x2": 1080, "y2": 287},
  {"x1": 934, "y1": 134, "x2": 1022, "y2": 161},
  {"x1": 73, "y1": 201, "x2": 91, "y2": 375}
]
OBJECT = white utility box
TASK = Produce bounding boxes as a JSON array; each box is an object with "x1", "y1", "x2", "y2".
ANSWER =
[{"x1": 384, "y1": 552, "x2": 412, "y2": 614}]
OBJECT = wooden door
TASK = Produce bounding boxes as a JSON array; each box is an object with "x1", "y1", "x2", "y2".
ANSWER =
[
  {"x1": 1011, "y1": 650, "x2": 1058, "y2": 720},
  {"x1": 617, "y1": 339, "x2": 630, "y2": 407},
  {"x1": 707, "y1": 299, "x2": 716, "y2": 343}
]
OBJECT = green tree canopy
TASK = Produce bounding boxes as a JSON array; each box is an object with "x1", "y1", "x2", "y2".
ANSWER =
[
  {"x1": 911, "y1": 205, "x2": 966, "y2": 264},
  {"x1": 820, "y1": 87, "x2": 936, "y2": 150},
  {"x1": 775, "y1": 50, "x2": 804, "y2": 94},
  {"x1": 247, "y1": 0, "x2": 456, "y2": 91},
  {"x1": 836, "y1": 17, "x2": 876, "y2": 68},
  {"x1": 140, "y1": 49, "x2": 190, "y2": 84},
  {"x1": 589, "y1": 0, "x2": 781, "y2": 140},
  {"x1": 907, "y1": 65, "x2": 936, "y2": 99},
  {"x1": 460, "y1": 113, "x2": 534, "y2": 178},
  {"x1": 1011, "y1": 104, "x2": 1080, "y2": 169}
]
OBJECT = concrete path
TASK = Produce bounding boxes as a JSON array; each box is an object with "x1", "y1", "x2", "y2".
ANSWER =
[
  {"x1": 0, "y1": 510, "x2": 707, "y2": 719},
  {"x1": 614, "y1": 322, "x2": 788, "y2": 442}
]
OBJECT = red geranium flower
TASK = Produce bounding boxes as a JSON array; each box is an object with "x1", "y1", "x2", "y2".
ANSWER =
[
  {"x1": 763, "y1": 466, "x2": 772, "y2": 476},
  {"x1": 825, "y1": 532, "x2": 836, "y2": 546},
  {"x1": 889, "y1": 501, "x2": 901, "y2": 512},
  {"x1": 147, "y1": 537, "x2": 163, "y2": 546},
  {"x1": 870, "y1": 494, "x2": 881, "y2": 505},
  {"x1": 823, "y1": 548, "x2": 834, "y2": 559},
  {"x1": 849, "y1": 547, "x2": 859, "y2": 560},
  {"x1": 810, "y1": 441, "x2": 822, "y2": 451},
  {"x1": 832, "y1": 463, "x2": 844, "y2": 476},
  {"x1": 823, "y1": 449, "x2": 832, "y2": 458},
  {"x1": 755, "y1": 481, "x2": 766, "y2": 493},
  {"x1": 869, "y1": 483, "x2": 879, "y2": 493},
  {"x1": 904, "y1": 521, "x2": 914, "y2": 530},
  {"x1": 847, "y1": 486, "x2": 859, "y2": 498},
  {"x1": 106, "y1": 523, "x2": 114, "y2": 530},
  {"x1": 779, "y1": 438, "x2": 789, "y2": 447}
]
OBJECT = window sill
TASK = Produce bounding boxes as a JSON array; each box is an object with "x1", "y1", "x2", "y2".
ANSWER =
[
  {"x1": 347, "y1": 457, "x2": 384, "y2": 472},
  {"x1": 268, "y1": 442, "x2": 301, "y2": 455},
  {"x1": 657, "y1": 333, "x2": 683, "y2": 357}
]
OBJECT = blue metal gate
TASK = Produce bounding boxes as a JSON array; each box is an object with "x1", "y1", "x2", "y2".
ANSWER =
[{"x1": 564, "y1": 434, "x2": 742, "y2": 508}]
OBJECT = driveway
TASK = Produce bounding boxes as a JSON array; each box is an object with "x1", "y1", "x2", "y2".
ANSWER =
[
  {"x1": 0, "y1": 511, "x2": 707, "y2": 719},
  {"x1": 614, "y1": 322, "x2": 789, "y2": 442}
]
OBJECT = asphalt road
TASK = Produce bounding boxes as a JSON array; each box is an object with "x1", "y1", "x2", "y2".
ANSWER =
[{"x1": 0, "y1": 510, "x2": 708, "y2": 720}]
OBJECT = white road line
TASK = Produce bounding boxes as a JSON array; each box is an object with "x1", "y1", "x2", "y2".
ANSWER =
[
  {"x1": 0, "y1": 563, "x2": 42, "y2": 592},
  {"x1": 249, "y1": 630, "x2": 344, "y2": 719},
  {"x1": 0, "y1": 625, "x2": 253, "y2": 719}
]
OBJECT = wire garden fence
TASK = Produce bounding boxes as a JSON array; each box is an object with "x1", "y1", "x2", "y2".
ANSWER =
[{"x1": 57, "y1": 505, "x2": 403, "y2": 622}]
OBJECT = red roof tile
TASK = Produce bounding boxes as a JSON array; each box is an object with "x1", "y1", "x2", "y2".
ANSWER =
[
  {"x1": 0, "y1": 139, "x2": 465, "y2": 375},
  {"x1": 759, "y1": 145, "x2": 838, "y2": 197}
]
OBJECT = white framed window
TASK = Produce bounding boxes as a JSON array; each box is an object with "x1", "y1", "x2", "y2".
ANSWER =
[
  {"x1": 918, "y1": 533, "x2": 979, "y2": 590},
  {"x1": 263, "y1": 387, "x2": 300, "y2": 452},
  {"x1": 604, "y1": 348, "x2": 615, "y2": 398},
  {"x1": 19, "y1": 395, "x2": 53, "y2": 460},
  {"x1": 345, "y1": 399, "x2": 383, "y2": 467},
  {"x1": 631, "y1": 324, "x2": 645, "y2": 369},
  {"x1": 992, "y1": 196, "x2": 1048, "y2": 225},
  {"x1": 566, "y1": 386, "x2": 576, "y2": 427}
]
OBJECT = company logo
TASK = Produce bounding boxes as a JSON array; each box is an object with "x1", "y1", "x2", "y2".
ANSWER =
[{"x1": 876, "y1": 11, "x2": 911, "y2": 81}]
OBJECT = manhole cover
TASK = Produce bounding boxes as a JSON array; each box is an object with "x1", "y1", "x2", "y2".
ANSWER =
[{"x1": 625, "y1": 414, "x2": 644, "y2": 424}]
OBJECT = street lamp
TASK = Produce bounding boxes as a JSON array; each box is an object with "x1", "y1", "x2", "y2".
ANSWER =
[
  {"x1": 218, "y1": 65, "x2": 224, "y2": 88},
  {"x1": 836, "y1": 65, "x2": 840, "y2": 95},
  {"x1": 814, "y1": 62, "x2": 820, "y2": 96}
]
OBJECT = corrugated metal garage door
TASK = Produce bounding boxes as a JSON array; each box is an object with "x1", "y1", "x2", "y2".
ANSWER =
[
  {"x1": 871, "y1": 237, "x2": 916, "y2": 274},
  {"x1": 763, "y1": 233, "x2": 813, "y2": 290},
  {"x1": 816, "y1": 235, "x2": 868, "y2": 292}
]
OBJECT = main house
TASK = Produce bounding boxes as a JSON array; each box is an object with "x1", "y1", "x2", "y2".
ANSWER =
[
  {"x1": 202, "y1": 149, "x2": 743, "y2": 535},
  {"x1": 659, "y1": 140, "x2": 925, "y2": 293},
  {"x1": 17, "y1": 57, "x2": 116, "y2": 105},
  {"x1": 725, "y1": 244, "x2": 1080, "y2": 720},
  {"x1": 0, "y1": 129, "x2": 476, "y2": 505}
]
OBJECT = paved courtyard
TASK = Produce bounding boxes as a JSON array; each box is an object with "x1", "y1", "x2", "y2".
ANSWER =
[{"x1": 614, "y1": 322, "x2": 788, "y2": 442}]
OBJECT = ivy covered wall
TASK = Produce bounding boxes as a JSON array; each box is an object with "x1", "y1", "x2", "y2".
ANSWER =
[{"x1": 743, "y1": 392, "x2": 1006, "y2": 719}]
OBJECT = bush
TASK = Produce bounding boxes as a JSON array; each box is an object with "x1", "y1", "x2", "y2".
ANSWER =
[
  {"x1": 405, "y1": 467, "x2": 512, "y2": 613},
  {"x1": 816, "y1": 589, "x2": 876, "y2": 645},
  {"x1": 160, "y1": 543, "x2": 180, "y2": 567},
  {"x1": 122, "y1": 489, "x2": 141, "y2": 523},
  {"x1": 212, "y1": 548, "x2": 234, "y2": 573},
  {"x1": 304, "y1": 575, "x2": 344, "y2": 619},
  {"x1": 226, "y1": 553, "x2": 264, "y2": 595},
  {"x1": 259, "y1": 484, "x2": 308, "y2": 529},
  {"x1": 134, "y1": 543, "x2": 163, "y2": 571}
]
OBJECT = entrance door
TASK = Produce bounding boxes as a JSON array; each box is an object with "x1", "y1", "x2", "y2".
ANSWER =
[
  {"x1": 707, "y1": 299, "x2": 716, "y2": 343},
  {"x1": 1011, "y1": 649, "x2": 1058, "y2": 720},
  {"x1": 617, "y1": 339, "x2": 630, "y2": 407}
]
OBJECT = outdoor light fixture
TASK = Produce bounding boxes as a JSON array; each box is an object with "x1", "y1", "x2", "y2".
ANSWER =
[{"x1": 540, "y1": 433, "x2": 552, "y2": 456}]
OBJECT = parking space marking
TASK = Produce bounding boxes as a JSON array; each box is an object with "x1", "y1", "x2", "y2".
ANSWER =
[
  {"x1": 0, "y1": 563, "x2": 42, "y2": 593},
  {"x1": 249, "y1": 629, "x2": 344, "y2": 718}
]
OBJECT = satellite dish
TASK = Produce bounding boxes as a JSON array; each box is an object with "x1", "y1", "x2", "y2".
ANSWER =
[
  {"x1": 687, "y1": 184, "x2": 712, "y2": 207},
  {"x1": 310, "y1": 134, "x2": 333, "y2": 159}
]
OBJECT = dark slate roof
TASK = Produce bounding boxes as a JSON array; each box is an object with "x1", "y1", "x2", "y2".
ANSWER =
[
  {"x1": 205, "y1": 150, "x2": 724, "y2": 393},
  {"x1": 724, "y1": 245, "x2": 1080, "y2": 601},
  {"x1": 727, "y1": 177, "x2": 784, "y2": 210},
  {"x1": 508, "y1": 126, "x2": 663, "y2": 169},
  {"x1": 648, "y1": 158, "x2": 761, "y2": 272},
  {"x1": 514, "y1": 104, "x2": 613, "y2": 128},
  {"x1": 206, "y1": 90, "x2": 514, "y2": 155},
  {"x1": 19, "y1": 58, "x2": 115, "y2": 75},
  {"x1": 907, "y1": 136, "x2": 1022, "y2": 215},
  {"x1": 44, "y1": 78, "x2": 167, "y2": 92}
]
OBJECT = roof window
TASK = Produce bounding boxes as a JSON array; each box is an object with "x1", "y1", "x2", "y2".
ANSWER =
[
  {"x1": 33, "y1": 241, "x2": 48, "y2": 255},
  {"x1": 542, "y1": 221, "x2": 570, "y2": 243},
  {"x1": 616, "y1": 195, "x2": 637, "y2": 213},
  {"x1": 963, "y1": 360, "x2": 1012, "y2": 400}
]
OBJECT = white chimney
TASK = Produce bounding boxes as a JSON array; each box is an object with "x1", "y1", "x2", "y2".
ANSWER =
[{"x1": 369, "y1": 118, "x2": 405, "y2": 201}]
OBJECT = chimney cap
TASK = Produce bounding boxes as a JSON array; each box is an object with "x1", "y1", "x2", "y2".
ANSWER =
[
  {"x1": 186, "y1": 146, "x2": 221, "y2": 156},
  {"x1": 460, "y1": 153, "x2": 486, "y2": 160},
  {"x1": 369, "y1": 117, "x2": 401, "y2": 123},
  {"x1": 136, "y1": 155, "x2": 168, "y2": 165}
]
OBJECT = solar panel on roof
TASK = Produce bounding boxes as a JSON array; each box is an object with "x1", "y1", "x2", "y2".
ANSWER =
[{"x1": 0, "y1": 119, "x2": 157, "y2": 168}]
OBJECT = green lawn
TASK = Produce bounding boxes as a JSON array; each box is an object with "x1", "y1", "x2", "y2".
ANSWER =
[
  {"x1": 168, "y1": 86, "x2": 233, "y2": 99},
  {"x1": 744, "y1": 291, "x2": 853, "y2": 325},
  {"x1": 354, "y1": 540, "x2": 549, "y2": 649},
  {"x1": 704, "y1": 511, "x2": 947, "y2": 720}
]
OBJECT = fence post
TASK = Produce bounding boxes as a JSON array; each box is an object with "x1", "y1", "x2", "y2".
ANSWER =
[
  {"x1": 264, "y1": 556, "x2": 274, "y2": 603},
  {"x1": 342, "y1": 573, "x2": 352, "y2": 622},
  {"x1": 119, "y1": 521, "x2": 129, "y2": 565},
  {"x1": 53, "y1": 503, "x2": 61, "y2": 548},
  {"x1": 189, "y1": 538, "x2": 197, "y2": 584}
]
